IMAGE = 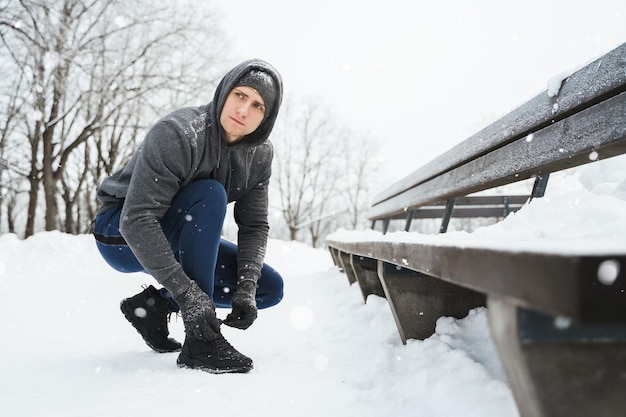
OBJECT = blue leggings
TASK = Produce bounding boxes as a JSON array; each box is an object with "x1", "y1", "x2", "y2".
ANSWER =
[{"x1": 94, "y1": 179, "x2": 283, "y2": 310}]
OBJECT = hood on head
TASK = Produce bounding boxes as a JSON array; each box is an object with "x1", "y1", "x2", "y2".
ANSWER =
[{"x1": 212, "y1": 59, "x2": 283, "y2": 146}]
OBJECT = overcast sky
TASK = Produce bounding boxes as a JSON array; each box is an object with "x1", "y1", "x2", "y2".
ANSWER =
[{"x1": 216, "y1": 0, "x2": 626, "y2": 180}]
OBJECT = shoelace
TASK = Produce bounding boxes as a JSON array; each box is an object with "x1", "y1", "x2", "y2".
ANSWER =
[{"x1": 212, "y1": 334, "x2": 245, "y2": 359}]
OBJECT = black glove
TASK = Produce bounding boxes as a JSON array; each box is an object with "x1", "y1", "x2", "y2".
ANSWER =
[
  {"x1": 173, "y1": 281, "x2": 221, "y2": 341},
  {"x1": 224, "y1": 279, "x2": 258, "y2": 330}
]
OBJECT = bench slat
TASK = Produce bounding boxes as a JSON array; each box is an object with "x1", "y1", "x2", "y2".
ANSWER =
[
  {"x1": 409, "y1": 206, "x2": 522, "y2": 219},
  {"x1": 437, "y1": 195, "x2": 529, "y2": 205},
  {"x1": 385, "y1": 195, "x2": 529, "y2": 220}
]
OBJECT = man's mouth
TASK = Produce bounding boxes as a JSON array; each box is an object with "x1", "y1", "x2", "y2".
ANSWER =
[{"x1": 230, "y1": 116, "x2": 244, "y2": 126}]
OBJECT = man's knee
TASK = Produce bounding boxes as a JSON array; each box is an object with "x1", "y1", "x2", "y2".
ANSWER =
[{"x1": 190, "y1": 179, "x2": 226, "y2": 203}]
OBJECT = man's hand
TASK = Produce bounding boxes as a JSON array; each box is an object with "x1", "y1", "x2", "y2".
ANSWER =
[
  {"x1": 224, "y1": 280, "x2": 258, "y2": 330},
  {"x1": 174, "y1": 281, "x2": 221, "y2": 340}
]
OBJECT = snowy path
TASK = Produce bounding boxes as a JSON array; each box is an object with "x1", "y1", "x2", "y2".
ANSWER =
[{"x1": 0, "y1": 232, "x2": 517, "y2": 417}]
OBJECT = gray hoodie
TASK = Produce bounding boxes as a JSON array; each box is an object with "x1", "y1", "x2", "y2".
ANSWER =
[{"x1": 96, "y1": 59, "x2": 283, "y2": 298}]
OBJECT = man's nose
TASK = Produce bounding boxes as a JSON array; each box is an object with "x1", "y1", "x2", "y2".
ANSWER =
[{"x1": 237, "y1": 103, "x2": 249, "y2": 117}]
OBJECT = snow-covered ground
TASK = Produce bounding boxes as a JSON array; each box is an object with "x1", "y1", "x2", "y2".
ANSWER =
[{"x1": 1, "y1": 155, "x2": 625, "y2": 417}]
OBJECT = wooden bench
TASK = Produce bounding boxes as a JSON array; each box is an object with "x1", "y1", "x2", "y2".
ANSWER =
[{"x1": 326, "y1": 42, "x2": 626, "y2": 417}]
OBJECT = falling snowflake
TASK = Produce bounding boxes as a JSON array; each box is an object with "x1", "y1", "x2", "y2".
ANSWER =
[{"x1": 597, "y1": 260, "x2": 620, "y2": 286}]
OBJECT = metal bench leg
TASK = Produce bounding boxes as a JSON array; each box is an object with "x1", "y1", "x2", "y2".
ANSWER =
[
  {"x1": 328, "y1": 247, "x2": 343, "y2": 271},
  {"x1": 338, "y1": 250, "x2": 357, "y2": 285},
  {"x1": 378, "y1": 261, "x2": 486, "y2": 344},
  {"x1": 351, "y1": 255, "x2": 385, "y2": 303},
  {"x1": 487, "y1": 296, "x2": 626, "y2": 417}
]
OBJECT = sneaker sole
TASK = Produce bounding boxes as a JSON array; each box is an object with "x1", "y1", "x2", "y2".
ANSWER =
[
  {"x1": 176, "y1": 357, "x2": 253, "y2": 374},
  {"x1": 120, "y1": 299, "x2": 182, "y2": 353}
]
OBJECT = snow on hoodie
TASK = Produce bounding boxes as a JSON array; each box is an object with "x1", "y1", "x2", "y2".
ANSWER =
[{"x1": 96, "y1": 59, "x2": 283, "y2": 298}]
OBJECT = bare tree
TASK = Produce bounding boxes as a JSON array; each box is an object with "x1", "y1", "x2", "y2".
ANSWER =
[
  {"x1": 272, "y1": 97, "x2": 339, "y2": 242},
  {"x1": 339, "y1": 131, "x2": 381, "y2": 229},
  {"x1": 0, "y1": 58, "x2": 21, "y2": 233},
  {"x1": 271, "y1": 96, "x2": 381, "y2": 246},
  {"x1": 0, "y1": 0, "x2": 227, "y2": 237}
]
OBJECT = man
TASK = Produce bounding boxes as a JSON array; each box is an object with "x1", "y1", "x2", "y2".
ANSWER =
[{"x1": 93, "y1": 59, "x2": 284, "y2": 374}]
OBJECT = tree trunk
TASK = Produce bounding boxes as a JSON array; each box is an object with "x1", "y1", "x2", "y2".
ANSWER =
[
  {"x1": 25, "y1": 174, "x2": 39, "y2": 238},
  {"x1": 42, "y1": 130, "x2": 58, "y2": 231}
]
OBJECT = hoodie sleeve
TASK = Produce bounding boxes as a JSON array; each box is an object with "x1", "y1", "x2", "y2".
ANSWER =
[
  {"x1": 119, "y1": 121, "x2": 194, "y2": 298},
  {"x1": 233, "y1": 147, "x2": 273, "y2": 283}
]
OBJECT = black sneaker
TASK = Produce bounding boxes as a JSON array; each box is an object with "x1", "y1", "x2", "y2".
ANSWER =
[
  {"x1": 177, "y1": 334, "x2": 253, "y2": 374},
  {"x1": 120, "y1": 285, "x2": 182, "y2": 353}
]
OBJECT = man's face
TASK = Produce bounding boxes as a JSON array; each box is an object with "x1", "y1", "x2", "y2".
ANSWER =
[{"x1": 220, "y1": 86, "x2": 266, "y2": 144}]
